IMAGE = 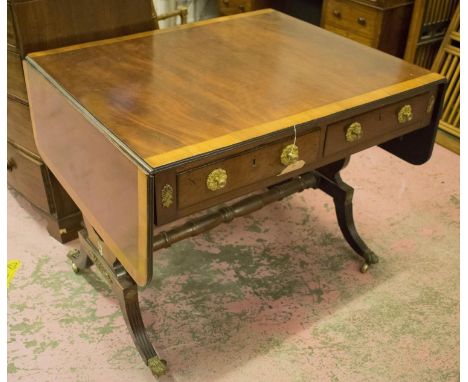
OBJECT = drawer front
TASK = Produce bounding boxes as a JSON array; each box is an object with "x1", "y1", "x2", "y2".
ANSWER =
[
  {"x1": 177, "y1": 129, "x2": 321, "y2": 209},
  {"x1": 7, "y1": 143, "x2": 52, "y2": 213},
  {"x1": 8, "y1": 98, "x2": 38, "y2": 155},
  {"x1": 8, "y1": 5, "x2": 17, "y2": 48},
  {"x1": 325, "y1": 24, "x2": 375, "y2": 47},
  {"x1": 323, "y1": 0, "x2": 381, "y2": 40},
  {"x1": 218, "y1": 0, "x2": 253, "y2": 14},
  {"x1": 7, "y1": 50, "x2": 28, "y2": 102},
  {"x1": 324, "y1": 92, "x2": 436, "y2": 157}
]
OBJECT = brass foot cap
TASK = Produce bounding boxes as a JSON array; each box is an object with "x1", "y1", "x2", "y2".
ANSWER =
[
  {"x1": 360, "y1": 263, "x2": 369, "y2": 273},
  {"x1": 148, "y1": 357, "x2": 167, "y2": 377},
  {"x1": 71, "y1": 263, "x2": 80, "y2": 274}
]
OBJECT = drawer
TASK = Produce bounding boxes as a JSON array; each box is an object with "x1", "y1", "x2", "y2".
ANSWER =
[
  {"x1": 325, "y1": 24, "x2": 375, "y2": 47},
  {"x1": 218, "y1": 0, "x2": 252, "y2": 15},
  {"x1": 324, "y1": 92, "x2": 437, "y2": 157},
  {"x1": 8, "y1": 50, "x2": 28, "y2": 102},
  {"x1": 8, "y1": 4, "x2": 17, "y2": 48},
  {"x1": 323, "y1": 0, "x2": 381, "y2": 40},
  {"x1": 177, "y1": 129, "x2": 321, "y2": 209},
  {"x1": 7, "y1": 143, "x2": 52, "y2": 214},
  {"x1": 8, "y1": 98, "x2": 38, "y2": 155}
]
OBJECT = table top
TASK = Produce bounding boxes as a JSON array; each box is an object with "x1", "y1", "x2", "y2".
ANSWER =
[{"x1": 27, "y1": 9, "x2": 437, "y2": 171}]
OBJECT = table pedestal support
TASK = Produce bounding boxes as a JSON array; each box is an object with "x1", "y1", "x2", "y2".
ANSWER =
[
  {"x1": 68, "y1": 231, "x2": 167, "y2": 377},
  {"x1": 316, "y1": 158, "x2": 379, "y2": 272},
  {"x1": 66, "y1": 161, "x2": 379, "y2": 377}
]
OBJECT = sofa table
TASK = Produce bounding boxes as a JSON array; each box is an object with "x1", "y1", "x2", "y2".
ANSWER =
[{"x1": 23, "y1": 9, "x2": 445, "y2": 376}]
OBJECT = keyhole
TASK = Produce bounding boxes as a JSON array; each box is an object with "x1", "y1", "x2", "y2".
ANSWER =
[{"x1": 252, "y1": 158, "x2": 256, "y2": 167}]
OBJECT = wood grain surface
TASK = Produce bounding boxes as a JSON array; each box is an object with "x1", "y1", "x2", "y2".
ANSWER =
[
  {"x1": 26, "y1": 9, "x2": 441, "y2": 171},
  {"x1": 25, "y1": 65, "x2": 152, "y2": 287}
]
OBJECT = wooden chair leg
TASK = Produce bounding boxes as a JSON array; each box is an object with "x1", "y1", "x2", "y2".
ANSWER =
[
  {"x1": 72, "y1": 230, "x2": 167, "y2": 377},
  {"x1": 316, "y1": 159, "x2": 379, "y2": 273}
]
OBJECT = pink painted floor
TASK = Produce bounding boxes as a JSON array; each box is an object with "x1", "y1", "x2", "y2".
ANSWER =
[{"x1": 7, "y1": 145, "x2": 459, "y2": 382}]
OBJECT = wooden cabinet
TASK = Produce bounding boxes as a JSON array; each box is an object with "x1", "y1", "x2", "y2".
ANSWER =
[
  {"x1": 7, "y1": 1, "x2": 83, "y2": 243},
  {"x1": 7, "y1": 0, "x2": 159, "y2": 242},
  {"x1": 321, "y1": 0, "x2": 414, "y2": 57},
  {"x1": 217, "y1": 0, "x2": 269, "y2": 15}
]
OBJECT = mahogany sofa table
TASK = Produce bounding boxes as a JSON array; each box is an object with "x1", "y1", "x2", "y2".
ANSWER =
[{"x1": 24, "y1": 9, "x2": 445, "y2": 376}]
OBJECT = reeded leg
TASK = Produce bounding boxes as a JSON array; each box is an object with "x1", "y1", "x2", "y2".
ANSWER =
[
  {"x1": 316, "y1": 158, "x2": 379, "y2": 272},
  {"x1": 111, "y1": 263, "x2": 167, "y2": 377},
  {"x1": 72, "y1": 229, "x2": 167, "y2": 377}
]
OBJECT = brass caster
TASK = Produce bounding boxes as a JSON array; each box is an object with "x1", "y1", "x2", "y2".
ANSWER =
[
  {"x1": 360, "y1": 263, "x2": 369, "y2": 273},
  {"x1": 148, "y1": 357, "x2": 167, "y2": 377},
  {"x1": 68, "y1": 249, "x2": 82, "y2": 273},
  {"x1": 71, "y1": 262, "x2": 80, "y2": 274}
]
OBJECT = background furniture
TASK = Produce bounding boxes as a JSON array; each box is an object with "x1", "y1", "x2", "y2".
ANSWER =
[
  {"x1": 156, "y1": 0, "x2": 218, "y2": 27},
  {"x1": 404, "y1": 0, "x2": 458, "y2": 69},
  {"x1": 321, "y1": 0, "x2": 414, "y2": 57},
  {"x1": 431, "y1": 4, "x2": 459, "y2": 154},
  {"x1": 217, "y1": 0, "x2": 324, "y2": 26},
  {"x1": 217, "y1": 0, "x2": 268, "y2": 15},
  {"x1": 7, "y1": 0, "x2": 187, "y2": 243},
  {"x1": 270, "y1": 0, "x2": 323, "y2": 25}
]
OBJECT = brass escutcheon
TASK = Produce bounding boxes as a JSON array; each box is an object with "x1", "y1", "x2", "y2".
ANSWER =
[
  {"x1": 206, "y1": 168, "x2": 228, "y2": 191},
  {"x1": 345, "y1": 122, "x2": 363, "y2": 142},
  {"x1": 281, "y1": 144, "x2": 299, "y2": 166},
  {"x1": 161, "y1": 184, "x2": 173, "y2": 208},
  {"x1": 398, "y1": 104, "x2": 413, "y2": 123},
  {"x1": 427, "y1": 95, "x2": 435, "y2": 114}
]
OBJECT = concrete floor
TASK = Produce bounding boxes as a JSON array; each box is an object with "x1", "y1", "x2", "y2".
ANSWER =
[{"x1": 7, "y1": 145, "x2": 459, "y2": 381}]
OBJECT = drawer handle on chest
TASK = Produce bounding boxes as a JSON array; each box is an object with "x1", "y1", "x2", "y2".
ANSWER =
[
  {"x1": 281, "y1": 144, "x2": 299, "y2": 166},
  {"x1": 357, "y1": 17, "x2": 367, "y2": 26},
  {"x1": 238, "y1": 4, "x2": 245, "y2": 11},
  {"x1": 345, "y1": 122, "x2": 363, "y2": 142},
  {"x1": 207, "y1": 168, "x2": 228, "y2": 191},
  {"x1": 7, "y1": 159, "x2": 16, "y2": 172},
  {"x1": 398, "y1": 105, "x2": 413, "y2": 123},
  {"x1": 333, "y1": 9, "x2": 341, "y2": 18}
]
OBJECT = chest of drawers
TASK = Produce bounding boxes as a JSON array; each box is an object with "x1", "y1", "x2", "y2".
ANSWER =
[
  {"x1": 218, "y1": 0, "x2": 269, "y2": 15},
  {"x1": 23, "y1": 10, "x2": 445, "y2": 375},
  {"x1": 7, "y1": 0, "x2": 82, "y2": 242},
  {"x1": 7, "y1": 0, "x2": 160, "y2": 242},
  {"x1": 321, "y1": 0, "x2": 414, "y2": 57}
]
